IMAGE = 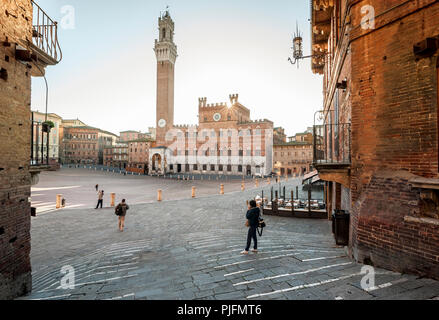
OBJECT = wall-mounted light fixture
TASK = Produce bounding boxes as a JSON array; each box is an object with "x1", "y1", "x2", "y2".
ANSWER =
[
  {"x1": 336, "y1": 79, "x2": 347, "y2": 90},
  {"x1": 288, "y1": 23, "x2": 327, "y2": 69}
]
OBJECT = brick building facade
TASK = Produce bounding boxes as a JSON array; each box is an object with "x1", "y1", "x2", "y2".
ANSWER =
[
  {"x1": 311, "y1": 0, "x2": 439, "y2": 279},
  {"x1": 61, "y1": 127, "x2": 100, "y2": 165},
  {"x1": 274, "y1": 144, "x2": 313, "y2": 177},
  {"x1": 151, "y1": 11, "x2": 273, "y2": 176},
  {"x1": 0, "y1": 0, "x2": 61, "y2": 298},
  {"x1": 127, "y1": 139, "x2": 151, "y2": 174}
]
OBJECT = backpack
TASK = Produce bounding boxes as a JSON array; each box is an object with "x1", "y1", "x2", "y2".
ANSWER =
[{"x1": 115, "y1": 205, "x2": 123, "y2": 216}]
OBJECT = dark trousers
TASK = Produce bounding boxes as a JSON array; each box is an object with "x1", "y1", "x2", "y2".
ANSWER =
[
  {"x1": 96, "y1": 199, "x2": 103, "y2": 209},
  {"x1": 245, "y1": 227, "x2": 258, "y2": 251}
]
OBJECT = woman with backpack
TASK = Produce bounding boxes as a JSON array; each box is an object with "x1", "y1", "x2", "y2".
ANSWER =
[{"x1": 115, "y1": 199, "x2": 129, "y2": 232}]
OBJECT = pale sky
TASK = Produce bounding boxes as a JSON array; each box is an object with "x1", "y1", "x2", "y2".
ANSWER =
[{"x1": 31, "y1": 0, "x2": 323, "y2": 137}]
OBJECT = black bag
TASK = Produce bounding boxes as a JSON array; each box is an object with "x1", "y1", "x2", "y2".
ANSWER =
[
  {"x1": 257, "y1": 218, "x2": 266, "y2": 236},
  {"x1": 115, "y1": 205, "x2": 122, "y2": 216}
]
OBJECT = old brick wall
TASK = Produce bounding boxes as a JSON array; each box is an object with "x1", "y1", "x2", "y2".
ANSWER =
[
  {"x1": 349, "y1": 0, "x2": 439, "y2": 278},
  {"x1": 0, "y1": 0, "x2": 33, "y2": 299},
  {"x1": 353, "y1": 170, "x2": 439, "y2": 278}
]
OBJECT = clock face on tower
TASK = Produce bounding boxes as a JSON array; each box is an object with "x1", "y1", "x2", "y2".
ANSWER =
[
  {"x1": 213, "y1": 113, "x2": 221, "y2": 122},
  {"x1": 158, "y1": 119, "x2": 167, "y2": 128}
]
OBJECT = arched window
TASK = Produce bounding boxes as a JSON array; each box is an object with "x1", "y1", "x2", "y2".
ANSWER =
[{"x1": 162, "y1": 28, "x2": 166, "y2": 39}]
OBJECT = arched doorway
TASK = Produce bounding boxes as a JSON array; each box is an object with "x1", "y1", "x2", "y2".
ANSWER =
[{"x1": 151, "y1": 154, "x2": 162, "y2": 172}]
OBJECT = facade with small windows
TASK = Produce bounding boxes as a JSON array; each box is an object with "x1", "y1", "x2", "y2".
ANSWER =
[
  {"x1": 120, "y1": 130, "x2": 151, "y2": 143},
  {"x1": 273, "y1": 131, "x2": 313, "y2": 176},
  {"x1": 61, "y1": 126, "x2": 100, "y2": 165},
  {"x1": 104, "y1": 143, "x2": 128, "y2": 169},
  {"x1": 127, "y1": 139, "x2": 151, "y2": 174}
]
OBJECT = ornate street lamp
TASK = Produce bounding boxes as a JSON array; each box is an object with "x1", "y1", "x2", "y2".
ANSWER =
[{"x1": 288, "y1": 24, "x2": 326, "y2": 68}]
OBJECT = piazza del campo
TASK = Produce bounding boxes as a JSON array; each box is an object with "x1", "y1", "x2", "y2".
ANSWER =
[{"x1": 1, "y1": 0, "x2": 439, "y2": 310}]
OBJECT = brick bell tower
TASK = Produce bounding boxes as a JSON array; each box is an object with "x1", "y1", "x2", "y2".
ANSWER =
[{"x1": 154, "y1": 10, "x2": 177, "y2": 146}]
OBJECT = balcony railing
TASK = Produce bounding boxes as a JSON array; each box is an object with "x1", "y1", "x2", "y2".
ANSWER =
[
  {"x1": 30, "y1": 0, "x2": 62, "y2": 64},
  {"x1": 313, "y1": 123, "x2": 351, "y2": 166}
]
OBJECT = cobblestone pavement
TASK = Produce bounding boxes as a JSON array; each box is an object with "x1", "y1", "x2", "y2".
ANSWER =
[
  {"x1": 21, "y1": 180, "x2": 439, "y2": 300},
  {"x1": 31, "y1": 168, "x2": 256, "y2": 215}
]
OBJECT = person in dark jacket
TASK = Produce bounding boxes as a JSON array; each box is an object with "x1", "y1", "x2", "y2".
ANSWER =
[
  {"x1": 115, "y1": 199, "x2": 129, "y2": 232},
  {"x1": 241, "y1": 200, "x2": 260, "y2": 254}
]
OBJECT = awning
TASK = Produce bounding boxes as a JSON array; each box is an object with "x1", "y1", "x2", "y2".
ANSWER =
[{"x1": 302, "y1": 170, "x2": 321, "y2": 185}]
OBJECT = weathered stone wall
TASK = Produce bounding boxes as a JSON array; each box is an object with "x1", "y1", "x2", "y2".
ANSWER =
[{"x1": 0, "y1": 0, "x2": 33, "y2": 299}]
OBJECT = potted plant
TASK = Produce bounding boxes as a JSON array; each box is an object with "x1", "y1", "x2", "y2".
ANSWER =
[{"x1": 42, "y1": 120, "x2": 55, "y2": 133}]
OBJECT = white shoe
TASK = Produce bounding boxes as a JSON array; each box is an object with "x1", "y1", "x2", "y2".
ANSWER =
[
  {"x1": 252, "y1": 249, "x2": 258, "y2": 253},
  {"x1": 240, "y1": 250, "x2": 249, "y2": 255}
]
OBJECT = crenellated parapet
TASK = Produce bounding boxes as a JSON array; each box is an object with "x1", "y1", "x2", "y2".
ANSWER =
[
  {"x1": 198, "y1": 97, "x2": 207, "y2": 107},
  {"x1": 239, "y1": 119, "x2": 274, "y2": 125},
  {"x1": 229, "y1": 94, "x2": 239, "y2": 105},
  {"x1": 205, "y1": 102, "x2": 228, "y2": 108},
  {"x1": 174, "y1": 124, "x2": 190, "y2": 129}
]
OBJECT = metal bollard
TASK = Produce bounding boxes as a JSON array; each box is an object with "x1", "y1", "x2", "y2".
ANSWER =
[
  {"x1": 220, "y1": 184, "x2": 224, "y2": 195},
  {"x1": 158, "y1": 189, "x2": 162, "y2": 202},
  {"x1": 192, "y1": 186, "x2": 196, "y2": 198},
  {"x1": 110, "y1": 193, "x2": 115, "y2": 207},
  {"x1": 56, "y1": 194, "x2": 62, "y2": 209}
]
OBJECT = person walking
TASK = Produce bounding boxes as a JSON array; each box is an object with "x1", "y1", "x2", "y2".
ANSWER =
[
  {"x1": 115, "y1": 199, "x2": 129, "y2": 232},
  {"x1": 95, "y1": 184, "x2": 99, "y2": 192},
  {"x1": 96, "y1": 190, "x2": 104, "y2": 209},
  {"x1": 241, "y1": 200, "x2": 260, "y2": 254}
]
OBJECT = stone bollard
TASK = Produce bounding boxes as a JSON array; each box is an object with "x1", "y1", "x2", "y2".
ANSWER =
[
  {"x1": 241, "y1": 182, "x2": 245, "y2": 191},
  {"x1": 220, "y1": 184, "x2": 224, "y2": 195},
  {"x1": 285, "y1": 175, "x2": 288, "y2": 182},
  {"x1": 255, "y1": 179, "x2": 259, "y2": 187},
  {"x1": 268, "y1": 177, "x2": 271, "y2": 184},
  {"x1": 192, "y1": 186, "x2": 196, "y2": 198},
  {"x1": 56, "y1": 194, "x2": 62, "y2": 209},
  {"x1": 110, "y1": 193, "x2": 115, "y2": 207},
  {"x1": 158, "y1": 189, "x2": 162, "y2": 202}
]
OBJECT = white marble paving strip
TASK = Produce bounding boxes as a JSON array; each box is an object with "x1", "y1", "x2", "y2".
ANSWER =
[
  {"x1": 208, "y1": 249, "x2": 343, "y2": 262},
  {"x1": 214, "y1": 252, "x2": 300, "y2": 269},
  {"x1": 105, "y1": 293, "x2": 135, "y2": 300},
  {"x1": 301, "y1": 255, "x2": 347, "y2": 262},
  {"x1": 233, "y1": 262, "x2": 353, "y2": 286},
  {"x1": 247, "y1": 273, "x2": 362, "y2": 299}
]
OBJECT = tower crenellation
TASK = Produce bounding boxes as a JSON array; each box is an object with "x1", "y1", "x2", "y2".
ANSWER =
[{"x1": 229, "y1": 94, "x2": 239, "y2": 105}]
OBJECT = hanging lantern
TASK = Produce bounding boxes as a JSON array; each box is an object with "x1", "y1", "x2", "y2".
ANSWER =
[{"x1": 293, "y1": 35, "x2": 303, "y2": 61}]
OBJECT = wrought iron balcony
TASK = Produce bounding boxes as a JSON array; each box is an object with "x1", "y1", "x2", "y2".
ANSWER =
[
  {"x1": 29, "y1": 0, "x2": 62, "y2": 65},
  {"x1": 313, "y1": 123, "x2": 351, "y2": 167}
]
